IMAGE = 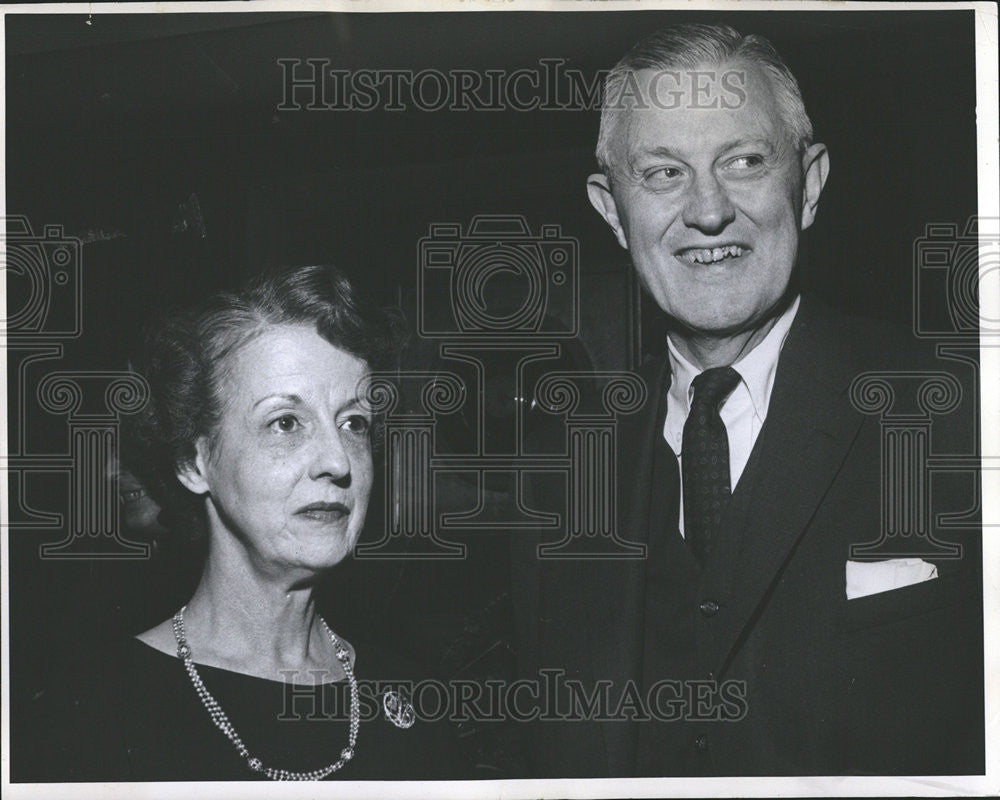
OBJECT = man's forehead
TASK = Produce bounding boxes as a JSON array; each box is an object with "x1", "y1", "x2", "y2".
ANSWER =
[
  {"x1": 613, "y1": 60, "x2": 788, "y2": 159},
  {"x1": 628, "y1": 59, "x2": 773, "y2": 106}
]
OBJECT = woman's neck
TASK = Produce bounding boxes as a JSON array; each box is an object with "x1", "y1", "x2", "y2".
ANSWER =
[{"x1": 175, "y1": 542, "x2": 347, "y2": 683}]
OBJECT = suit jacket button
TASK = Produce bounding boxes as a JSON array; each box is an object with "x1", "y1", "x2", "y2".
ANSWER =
[
  {"x1": 694, "y1": 735, "x2": 708, "y2": 751},
  {"x1": 699, "y1": 600, "x2": 720, "y2": 616}
]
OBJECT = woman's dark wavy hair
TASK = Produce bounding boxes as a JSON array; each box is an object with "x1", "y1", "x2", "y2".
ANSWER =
[{"x1": 124, "y1": 264, "x2": 404, "y2": 546}]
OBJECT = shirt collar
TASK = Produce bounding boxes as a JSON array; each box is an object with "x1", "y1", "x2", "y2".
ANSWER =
[{"x1": 666, "y1": 295, "x2": 801, "y2": 420}]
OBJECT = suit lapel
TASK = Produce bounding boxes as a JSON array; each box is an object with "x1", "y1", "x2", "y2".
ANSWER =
[
  {"x1": 582, "y1": 356, "x2": 670, "y2": 775},
  {"x1": 704, "y1": 300, "x2": 865, "y2": 676},
  {"x1": 557, "y1": 299, "x2": 864, "y2": 768}
]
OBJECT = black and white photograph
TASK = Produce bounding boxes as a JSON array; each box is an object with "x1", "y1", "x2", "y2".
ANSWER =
[{"x1": 2, "y1": 1, "x2": 997, "y2": 797}]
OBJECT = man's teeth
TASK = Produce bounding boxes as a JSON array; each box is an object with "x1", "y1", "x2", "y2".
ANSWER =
[{"x1": 684, "y1": 245, "x2": 744, "y2": 264}]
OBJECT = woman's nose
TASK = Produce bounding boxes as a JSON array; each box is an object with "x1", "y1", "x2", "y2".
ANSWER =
[{"x1": 307, "y1": 425, "x2": 351, "y2": 482}]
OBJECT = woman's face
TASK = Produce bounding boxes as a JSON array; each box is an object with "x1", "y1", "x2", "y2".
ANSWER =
[{"x1": 181, "y1": 324, "x2": 374, "y2": 577}]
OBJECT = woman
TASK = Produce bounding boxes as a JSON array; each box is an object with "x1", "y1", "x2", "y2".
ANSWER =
[{"x1": 30, "y1": 265, "x2": 455, "y2": 781}]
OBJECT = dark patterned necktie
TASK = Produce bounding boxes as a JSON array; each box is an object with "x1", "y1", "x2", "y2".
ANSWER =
[{"x1": 682, "y1": 366, "x2": 741, "y2": 565}]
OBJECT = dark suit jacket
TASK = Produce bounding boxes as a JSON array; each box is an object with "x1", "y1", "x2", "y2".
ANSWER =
[{"x1": 510, "y1": 297, "x2": 984, "y2": 776}]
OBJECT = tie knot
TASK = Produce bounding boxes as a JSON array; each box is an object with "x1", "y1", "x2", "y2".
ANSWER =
[{"x1": 690, "y1": 366, "x2": 741, "y2": 409}]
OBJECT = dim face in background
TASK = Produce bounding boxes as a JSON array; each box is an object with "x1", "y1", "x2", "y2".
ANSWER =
[
  {"x1": 589, "y1": 59, "x2": 829, "y2": 337},
  {"x1": 113, "y1": 459, "x2": 169, "y2": 548},
  {"x1": 178, "y1": 324, "x2": 374, "y2": 578}
]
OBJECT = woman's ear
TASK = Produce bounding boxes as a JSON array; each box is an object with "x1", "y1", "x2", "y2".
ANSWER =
[{"x1": 175, "y1": 437, "x2": 211, "y2": 495}]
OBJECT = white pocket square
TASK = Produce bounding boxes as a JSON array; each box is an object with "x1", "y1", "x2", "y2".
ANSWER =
[{"x1": 845, "y1": 558, "x2": 938, "y2": 600}]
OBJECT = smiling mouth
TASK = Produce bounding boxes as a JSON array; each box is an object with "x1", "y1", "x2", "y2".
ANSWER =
[
  {"x1": 678, "y1": 245, "x2": 748, "y2": 265},
  {"x1": 295, "y1": 502, "x2": 350, "y2": 522}
]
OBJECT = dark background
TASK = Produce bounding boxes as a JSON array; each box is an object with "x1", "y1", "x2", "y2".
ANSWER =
[{"x1": 5, "y1": 8, "x2": 978, "y2": 778}]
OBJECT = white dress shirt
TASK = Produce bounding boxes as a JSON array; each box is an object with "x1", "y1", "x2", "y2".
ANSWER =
[{"x1": 664, "y1": 296, "x2": 800, "y2": 537}]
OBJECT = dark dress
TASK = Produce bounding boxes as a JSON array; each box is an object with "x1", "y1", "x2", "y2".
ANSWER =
[{"x1": 25, "y1": 637, "x2": 459, "y2": 781}]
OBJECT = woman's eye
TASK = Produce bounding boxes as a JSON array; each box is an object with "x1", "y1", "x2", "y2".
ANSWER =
[
  {"x1": 340, "y1": 415, "x2": 371, "y2": 436},
  {"x1": 270, "y1": 414, "x2": 300, "y2": 433}
]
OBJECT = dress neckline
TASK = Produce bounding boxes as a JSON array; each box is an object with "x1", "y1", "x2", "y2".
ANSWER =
[{"x1": 129, "y1": 636, "x2": 348, "y2": 687}]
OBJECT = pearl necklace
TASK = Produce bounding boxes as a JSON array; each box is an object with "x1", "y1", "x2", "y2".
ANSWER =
[{"x1": 171, "y1": 606, "x2": 360, "y2": 781}]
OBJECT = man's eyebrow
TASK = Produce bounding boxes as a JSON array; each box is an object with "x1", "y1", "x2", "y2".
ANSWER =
[
  {"x1": 632, "y1": 145, "x2": 687, "y2": 162},
  {"x1": 718, "y1": 137, "x2": 774, "y2": 153},
  {"x1": 629, "y1": 138, "x2": 774, "y2": 168},
  {"x1": 252, "y1": 393, "x2": 304, "y2": 409},
  {"x1": 639, "y1": 138, "x2": 773, "y2": 157}
]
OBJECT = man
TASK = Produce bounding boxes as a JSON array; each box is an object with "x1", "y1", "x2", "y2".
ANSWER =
[{"x1": 510, "y1": 24, "x2": 983, "y2": 776}]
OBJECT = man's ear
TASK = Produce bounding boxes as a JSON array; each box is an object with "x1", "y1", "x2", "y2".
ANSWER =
[
  {"x1": 586, "y1": 173, "x2": 629, "y2": 250},
  {"x1": 175, "y1": 436, "x2": 211, "y2": 496},
  {"x1": 800, "y1": 142, "x2": 830, "y2": 231}
]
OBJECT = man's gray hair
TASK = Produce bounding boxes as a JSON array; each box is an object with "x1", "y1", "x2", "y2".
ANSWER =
[{"x1": 595, "y1": 24, "x2": 814, "y2": 176}]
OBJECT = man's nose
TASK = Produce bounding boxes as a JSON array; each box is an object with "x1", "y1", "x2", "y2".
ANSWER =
[
  {"x1": 308, "y1": 424, "x2": 351, "y2": 483},
  {"x1": 681, "y1": 172, "x2": 736, "y2": 234}
]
